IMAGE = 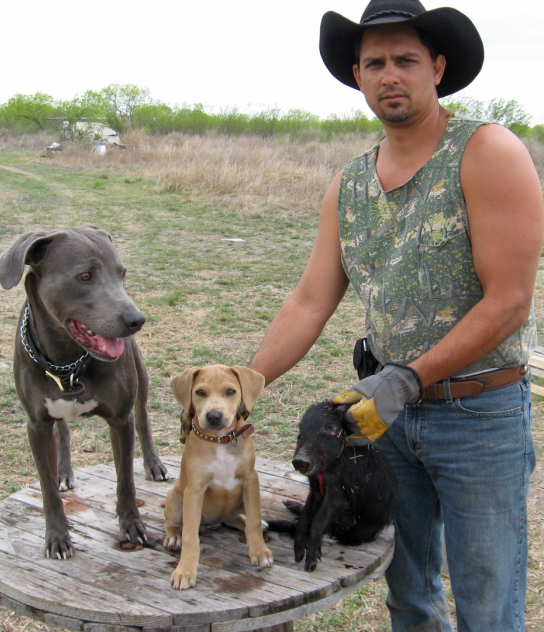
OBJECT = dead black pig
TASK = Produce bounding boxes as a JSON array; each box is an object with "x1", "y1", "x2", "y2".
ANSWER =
[{"x1": 268, "y1": 401, "x2": 397, "y2": 571}]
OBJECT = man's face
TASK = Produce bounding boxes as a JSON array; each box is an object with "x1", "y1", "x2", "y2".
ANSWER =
[{"x1": 353, "y1": 24, "x2": 446, "y2": 125}]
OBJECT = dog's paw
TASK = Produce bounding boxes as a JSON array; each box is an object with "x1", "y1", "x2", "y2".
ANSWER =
[
  {"x1": 57, "y1": 464, "x2": 75, "y2": 492},
  {"x1": 58, "y1": 476, "x2": 75, "y2": 492},
  {"x1": 170, "y1": 565, "x2": 197, "y2": 590},
  {"x1": 143, "y1": 455, "x2": 169, "y2": 482},
  {"x1": 119, "y1": 517, "x2": 147, "y2": 544},
  {"x1": 45, "y1": 532, "x2": 75, "y2": 560},
  {"x1": 249, "y1": 545, "x2": 273, "y2": 568},
  {"x1": 163, "y1": 534, "x2": 182, "y2": 551}
]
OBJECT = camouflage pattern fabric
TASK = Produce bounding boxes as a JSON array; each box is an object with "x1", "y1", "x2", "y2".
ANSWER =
[{"x1": 338, "y1": 117, "x2": 537, "y2": 374}]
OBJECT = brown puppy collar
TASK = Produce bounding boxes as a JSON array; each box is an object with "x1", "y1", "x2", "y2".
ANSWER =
[{"x1": 191, "y1": 420, "x2": 254, "y2": 444}]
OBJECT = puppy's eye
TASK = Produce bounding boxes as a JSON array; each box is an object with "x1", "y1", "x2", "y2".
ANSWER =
[
  {"x1": 226, "y1": 389, "x2": 236, "y2": 396},
  {"x1": 195, "y1": 389, "x2": 206, "y2": 397},
  {"x1": 78, "y1": 272, "x2": 92, "y2": 282}
]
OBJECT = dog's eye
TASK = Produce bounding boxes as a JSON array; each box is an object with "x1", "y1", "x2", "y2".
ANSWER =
[
  {"x1": 78, "y1": 272, "x2": 92, "y2": 282},
  {"x1": 226, "y1": 389, "x2": 236, "y2": 396},
  {"x1": 195, "y1": 389, "x2": 206, "y2": 397}
]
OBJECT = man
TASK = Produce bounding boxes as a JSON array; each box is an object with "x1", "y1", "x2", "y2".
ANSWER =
[{"x1": 249, "y1": 1, "x2": 543, "y2": 630}]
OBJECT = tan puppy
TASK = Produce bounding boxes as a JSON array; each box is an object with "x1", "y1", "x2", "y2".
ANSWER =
[{"x1": 164, "y1": 364, "x2": 273, "y2": 589}]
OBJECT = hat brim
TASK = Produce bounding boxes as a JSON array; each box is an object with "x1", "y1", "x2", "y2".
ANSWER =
[{"x1": 319, "y1": 8, "x2": 484, "y2": 98}]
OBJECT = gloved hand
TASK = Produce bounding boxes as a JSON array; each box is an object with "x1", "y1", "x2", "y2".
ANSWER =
[{"x1": 332, "y1": 363, "x2": 422, "y2": 443}]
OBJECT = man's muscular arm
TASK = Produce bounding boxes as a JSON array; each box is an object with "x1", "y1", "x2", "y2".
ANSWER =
[
  {"x1": 249, "y1": 171, "x2": 350, "y2": 386},
  {"x1": 409, "y1": 124, "x2": 544, "y2": 386}
]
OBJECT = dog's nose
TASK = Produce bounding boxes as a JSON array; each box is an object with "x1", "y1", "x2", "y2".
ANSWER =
[
  {"x1": 206, "y1": 410, "x2": 224, "y2": 426},
  {"x1": 122, "y1": 310, "x2": 146, "y2": 333}
]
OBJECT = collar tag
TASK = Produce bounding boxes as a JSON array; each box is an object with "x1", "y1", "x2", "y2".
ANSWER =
[{"x1": 45, "y1": 371, "x2": 65, "y2": 392}]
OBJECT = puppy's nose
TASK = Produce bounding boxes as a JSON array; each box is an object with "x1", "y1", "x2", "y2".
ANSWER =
[
  {"x1": 206, "y1": 410, "x2": 224, "y2": 426},
  {"x1": 122, "y1": 310, "x2": 146, "y2": 333}
]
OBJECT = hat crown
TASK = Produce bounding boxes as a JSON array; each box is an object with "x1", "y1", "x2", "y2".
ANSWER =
[{"x1": 361, "y1": 0, "x2": 426, "y2": 24}]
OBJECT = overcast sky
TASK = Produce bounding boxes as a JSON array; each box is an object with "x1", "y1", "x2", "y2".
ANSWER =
[{"x1": 2, "y1": 0, "x2": 543, "y2": 124}]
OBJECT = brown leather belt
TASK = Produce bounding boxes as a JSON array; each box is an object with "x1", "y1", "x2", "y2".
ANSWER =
[{"x1": 421, "y1": 365, "x2": 528, "y2": 402}]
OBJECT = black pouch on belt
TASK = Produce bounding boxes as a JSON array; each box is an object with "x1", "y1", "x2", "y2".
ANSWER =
[{"x1": 353, "y1": 338, "x2": 380, "y2": 380}]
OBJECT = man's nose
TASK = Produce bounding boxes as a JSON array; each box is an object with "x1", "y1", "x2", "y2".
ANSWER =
[{"x1": 381, "y1": 61, "x2": 400, "y2": 85}]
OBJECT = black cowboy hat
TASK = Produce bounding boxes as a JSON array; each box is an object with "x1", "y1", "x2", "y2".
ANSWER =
[{"x1": 320, "y1": 0, "x2": 484, "y2": 98}]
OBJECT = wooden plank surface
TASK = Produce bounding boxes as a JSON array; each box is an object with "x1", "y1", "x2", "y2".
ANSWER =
[
  {"x1": 529, "y1": 350, "x2": 544, "y2": 395},
  {"x1": 0, "y1": 457, "x2": 394, "y2": 632}
]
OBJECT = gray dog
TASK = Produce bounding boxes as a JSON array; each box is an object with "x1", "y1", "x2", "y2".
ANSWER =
[{"x1": 0, "y1": 225, "x2": 168, "y2": 559}]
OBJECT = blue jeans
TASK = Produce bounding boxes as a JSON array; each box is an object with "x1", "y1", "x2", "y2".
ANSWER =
[{"x1": 375, "y1": 376, "x2": 535, "y2": 632}]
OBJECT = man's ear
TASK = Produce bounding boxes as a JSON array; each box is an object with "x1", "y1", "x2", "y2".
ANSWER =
[
  {"x1": 433, "y1": 54, "x2": 447, "y2": 88},
  {"x1": 353, "y1": 63, "x2": 363, "y2": 91}
]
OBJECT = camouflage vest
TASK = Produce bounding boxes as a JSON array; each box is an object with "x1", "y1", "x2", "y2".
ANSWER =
[{"x1": 338, "y1": 117, "x2": 537, "y2": 374}]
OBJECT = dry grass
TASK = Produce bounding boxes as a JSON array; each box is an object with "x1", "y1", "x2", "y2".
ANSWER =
[
  {"x1": 0, "y1": 130, "x2": 543, "y2": 632},
  {"x1": 45, "y1": 131, "x2": 380, "y2": 216}
]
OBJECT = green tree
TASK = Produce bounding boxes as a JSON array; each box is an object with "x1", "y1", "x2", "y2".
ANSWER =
[
  {"x1": 132, "y1": 102, "x2": 175, "y2": 135},
  {"x1": 440, "y1": 96, "x2": 532, "y2": 136},
  {"x1": 58, "y1": 90, "x2": 111, "y2": 139},
  {"x1": 99, "y1": 83, "x2": 151, "y2": 131},
  {"x1": 532, "y1": 124, "x2": 544, "y2": 145},
  {"x1": 0, "y1": 92, "x2": 56, "y2": 132}
]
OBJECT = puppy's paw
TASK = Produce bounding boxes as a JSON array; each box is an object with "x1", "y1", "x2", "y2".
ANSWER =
[
  {"x1": 249, "y1": 545, "x2": 273, "y2": 568},
  {"x1": 163, "y1": 534, "x2": 182, "y2": 551},
  {"x1": 170, "y1": 564, "x2": 197, "y2": 590}
]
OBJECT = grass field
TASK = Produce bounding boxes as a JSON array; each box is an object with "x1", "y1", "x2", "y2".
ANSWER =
[{"x1": 0, "y1": 132, "x2": 543, "y2": 631}]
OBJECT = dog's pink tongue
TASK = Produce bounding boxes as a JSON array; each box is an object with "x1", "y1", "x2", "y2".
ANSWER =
[{"x1": 94, "y1": 333, "x2": 125, "y2": 358}]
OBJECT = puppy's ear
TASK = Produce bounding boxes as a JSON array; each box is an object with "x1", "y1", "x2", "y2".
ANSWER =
[
  {"x1": 230, "y1": 367, "x2": 265, "y2": 414},
  {"x1": 171, "y1": 368, "x2": 201, "y2": 444},
  {"x1": 170, "y1": 368, "x2": 201, "y2": 407}
]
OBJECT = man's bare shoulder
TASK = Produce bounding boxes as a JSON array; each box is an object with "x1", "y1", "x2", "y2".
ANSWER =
[
  {"x1": 463, "y1": 123, "x2": 532, "y2": 171},
  {"x1": 461, "y1": 123, "x2": 539, "y2": 192}
]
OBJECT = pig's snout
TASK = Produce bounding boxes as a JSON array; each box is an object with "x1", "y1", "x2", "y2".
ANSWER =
[
  {"x1": 293, "y1": 458, "x2": 311, "y2": 473},
  {"x1": 292, "y1": 449, "x2": 312, "y2": 473}
]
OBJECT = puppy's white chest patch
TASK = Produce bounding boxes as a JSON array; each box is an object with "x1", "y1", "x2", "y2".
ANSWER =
[
  {"x1": 45, "y1": 398, "x2": 98, "y2": 422},
  {"x1": 207, "y1": 445, "x2": 240, "y2": 490}
]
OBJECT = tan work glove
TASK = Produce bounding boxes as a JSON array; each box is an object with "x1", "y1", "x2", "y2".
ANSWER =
[{"x1": 333, "y1": 364, "x2": 422, "y2": 443}]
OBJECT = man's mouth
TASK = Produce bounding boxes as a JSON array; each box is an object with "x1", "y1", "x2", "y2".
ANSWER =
[
  {"x1": 68, "y1": 320, "x2": 125, "y2": 358},
  {"x1": 379, "y1": 92, "x2": 408, "y2": 102}
]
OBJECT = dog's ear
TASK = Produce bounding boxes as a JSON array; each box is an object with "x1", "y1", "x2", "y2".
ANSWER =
[
  {"x1": 230, "y1": 367, "x2": 265, "y2": 415},
  {"x1": 81, "y1": 224, "x2": 113, "y2": 243},
  {"x1": 0, "y1": 231, "x2": 51, "y2": 290}
]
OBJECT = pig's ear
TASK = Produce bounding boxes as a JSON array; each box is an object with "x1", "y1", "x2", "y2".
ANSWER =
[{"x1": 334, "y1": 403, "x2": 350, "y2": 415}]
